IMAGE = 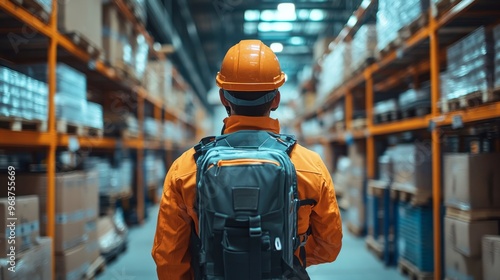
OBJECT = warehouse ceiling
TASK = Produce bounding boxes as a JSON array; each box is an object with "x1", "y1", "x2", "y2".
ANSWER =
[{"x1": 147, "y1": 0, "x2": 363, "y2": 110}]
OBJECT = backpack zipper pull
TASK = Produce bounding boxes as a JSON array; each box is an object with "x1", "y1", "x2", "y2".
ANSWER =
[{"x1": 275, "y1": 237, "x2": 282, "y2": 251}]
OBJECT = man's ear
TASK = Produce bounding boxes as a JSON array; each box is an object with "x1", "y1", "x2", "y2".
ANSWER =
[
  {"x1": 219, "y1": 89, "x2": 230, "y2": 107},
  {"x1": 271, "y1": 90, "x2": 280, "y2": 111}
]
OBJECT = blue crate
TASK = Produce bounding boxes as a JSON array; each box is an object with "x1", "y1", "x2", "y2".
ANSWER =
[{"x1": 397, "y1": 201, "x2": 434, "y2": 272}]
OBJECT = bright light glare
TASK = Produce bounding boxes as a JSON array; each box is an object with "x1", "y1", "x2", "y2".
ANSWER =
[
  {"x1": 277, "y1": 3, "x2": 295, "y2": 13},
  {"x1": 277, "y1": 3, "x2": 296, "y2": 21},
  {"x1": 260, "y1": 10, "x2": 275, "y2": 21},
  {"x1": 309, "y1": 9, "x2": 325, "y2": 21},
  {"x1": 244, "y1": 10, "x2": 260, "y2": 21},
  {"x1": 258, "y1": 22, "x2": 293, "y2": 32},
  {"x1": 297, "y1": 9, "x2": 309, "y2": 20},
  {"x1": 270, "y1": 43, "x2": 284, "y2": 53},
  {"x1": 244, "y1": 22, "x2": 258, "y2": 34},
  {"x1": 347, "y1": 15, "x2": 357, "y2": 27},
  {"x1": 290, "y1": 36, "x2": 305, "y2": 45},
  {"x1": 258, "y1": 22, "x2": 273, "y2": 32}
]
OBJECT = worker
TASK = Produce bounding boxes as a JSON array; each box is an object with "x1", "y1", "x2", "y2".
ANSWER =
[{"x1": 152, "y1": 39, "x2": 343, "y2": 279}]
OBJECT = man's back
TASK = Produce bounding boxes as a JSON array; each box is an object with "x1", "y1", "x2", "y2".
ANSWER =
[{"x1": 152, "y1": 115, "x2": 342, "y2": 279}]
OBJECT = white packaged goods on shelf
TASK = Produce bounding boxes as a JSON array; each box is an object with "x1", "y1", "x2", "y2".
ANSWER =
[
  {"x1": 85, "y1": 102, "x2": 104, "y2": 129},
  {"x1": 120, "y1": 159, "x2": 133, "y2": 193},
  {"x1": 0, "y1": 66, "x2": 48, "y2": 121},
  {"x1": 398, "y1": 88, "x2": 430, "y2": 109},
  {"x1": 376, "y1": 0, "x2": 400, "y2": 51},
  {"x1": 317, "y1": 42, "x2": 351, "y2": 98},
  {"x1": 377, "y1": 0, "x2": 428, "y2": 51},
  {"x1": 374, "y1": 99, "x2": 398, "y2": 115},
  {"x1": 132, "y1": 0, "x2": 147, "y2": 24},
  {"x1": 134, "y1": 34, "x2": 149, "y2": 79},
  {"x1": 446, "y1": 26, "x2": 494, "y2": 100},
  {"x1": 155, "y1": 157, "x2": 166, "y2": 183},
  {"x1": 494, "y1": 24, "x2": 500, "y2": 88},
  {"x1": 144, "y1": 153, "x2": 157, "y2": 187},
  {"x1": 144, "y1": 117, "x2": 160, "y2": 138},
  {"x1": 163, "y1": 121, "x2": 184, "y2": 142},
  {"x1": 55, "y1": 94, "x2": 87, "y2": 125},
  {"x1": 351, "y1": 24, "x2": 377, "y2": 71},
  {"x1": 19, "y1": 63, "x2": 87, "y2": 100},
  {"x1": 391, "y1": 143, "x2": 432, "y2": 190},
  {"x1": 301, "y1": 119, "x2": 322, "y2": 136}
]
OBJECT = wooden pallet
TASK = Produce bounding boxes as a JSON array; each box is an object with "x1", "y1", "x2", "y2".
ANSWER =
[
  {"x1": 374, "y1": 111, "x2": 399, "y2": 124},
  {"x1": 401, "y1": 106, "x2": 431, "y2": 119},
  {"x1": 0, "y1": 116, "x2": 47, "y2": 132},
  {"x1": 441, "y1": 88, "x2": 500, "y2": 113},
  {"x1": 61, "y1": 31, "x2": 101, "y2": 59},
  {"x1": 121, "y1": 129, "x2": 140, "y2": 139},
  {"x1": 83, "y1": 126, "x2": 104, "y2": 138},
  {"x1": 398, "y1": 14, "x2": 429, "y2": 41},
  {"x1": 84, "y1": 256, "x2": 106, "y2": 280},
  {"x1": 390, "y1": 183, "x2": 432, "y2": 206},
  {"x1": 368, "y1": 179, "x2": 389, "y2": 198},
  {"x1": 365, "y1": 235, "x2": 384, "y2": 260},
  {"x1": 398, "y1": 258, "x2": 434, "y2": 280},
  {"x1": 352, "y1": 118, "x2": 367, "y2": 130},
  {"x1": 56, "y1": 120, "x2": 84, "y2": 135},
  {"x1": 9, "y1": 0, "x2": 50, "y2": 22},
  {"x1": 435, "y1": 0, "x2": 460, "y2": 17},
  {"x1": 378, "y1": 38, "x2": 403, "y2": 59},
  {"x1": 352, "y1": 57, "x2": 376, "y2": 77},
  {"x1": 445, "y1": 207, "x2": 500, "y2": 222}
]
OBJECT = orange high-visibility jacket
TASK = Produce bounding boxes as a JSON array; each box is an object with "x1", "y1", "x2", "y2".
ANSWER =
[{"x1": 152, "y1": 116, "x2": 343, "y2": 280}]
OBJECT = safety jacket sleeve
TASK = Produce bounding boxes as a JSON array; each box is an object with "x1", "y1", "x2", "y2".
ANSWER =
[
  {"x1": 304, "y1": 159, "x2": 343, "y2": 266},
  {"x1": 152, "y1": 161, "x2": 193, "y2": 280}
]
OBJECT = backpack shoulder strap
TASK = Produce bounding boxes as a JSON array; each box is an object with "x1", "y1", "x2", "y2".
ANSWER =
[{"x1": 194, "y1": 131, "x2": 297, "y2": 162}]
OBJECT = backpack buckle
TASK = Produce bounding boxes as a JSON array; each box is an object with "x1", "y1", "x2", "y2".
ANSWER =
[
  {"x1": 249, "y1": 216, "x2": 262, "y2": 237},
  {"x1": 298, "y1": 233, "x2": 309, "y2": 247}
]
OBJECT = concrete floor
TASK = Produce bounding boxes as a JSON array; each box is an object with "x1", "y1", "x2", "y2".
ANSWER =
[{"x1": 97, "y1": 205, "x2": 406, "y2": 280}]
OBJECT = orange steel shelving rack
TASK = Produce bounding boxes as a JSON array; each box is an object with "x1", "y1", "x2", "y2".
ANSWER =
[
  {"x1": 0, "y1": 1, "x2": 203, "y2": 277},
  {"x1": 296, "y1": 1, "x2": 500, "y2": 279}
]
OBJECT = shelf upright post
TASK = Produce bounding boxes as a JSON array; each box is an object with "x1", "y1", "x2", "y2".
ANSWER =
[
  {"x1": 137, "y1": 94, "x2": 145, "y2": 223},
  {"x1": 47, "y1": 0, "x2": 58, "y2": 278},
  {"x1": 365, "y1": 70, "x2": 375, "y2": 179},
  {"x1": 345, "y1": 89, "x2": 353, "y2": 130},
  {"x1": 429, "y1": 4, "x2": 442, "y2": 280}
]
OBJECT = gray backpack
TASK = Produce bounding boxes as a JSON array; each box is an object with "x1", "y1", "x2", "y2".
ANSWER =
[{"x1": 192, "y1": 130, "x2": 315, "y2": 280}]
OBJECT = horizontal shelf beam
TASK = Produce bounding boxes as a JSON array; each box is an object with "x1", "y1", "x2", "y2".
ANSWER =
[
  {"x1": 433, "y1": 101, "x2": 500, "y2": 127},
  {"x1": 369, "y1": 115, "x2": 431, "y2": 135},
  {"x1": 0, "y1": 130, "x2": 52, "y2": 147}
]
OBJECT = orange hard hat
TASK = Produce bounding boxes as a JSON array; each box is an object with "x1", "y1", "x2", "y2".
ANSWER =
[{"x1": 216, "y1": 40, "x2": 286, "y2": 92}]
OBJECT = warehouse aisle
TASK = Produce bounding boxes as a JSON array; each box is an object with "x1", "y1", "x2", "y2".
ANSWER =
[{"x1": 97, "y1": 206, "x2": 405, "y2": 280}]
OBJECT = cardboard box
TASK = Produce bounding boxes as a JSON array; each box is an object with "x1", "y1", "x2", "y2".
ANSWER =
[
  {"x1": 0, "y1": 237, "x2": 52, "y2": 280},
  {"x1": 444, "y1": 153, "x2": 500, "y2": 210},
  {"x1": 483, "y1": 235, "x2": 500, "y2": 280},
  {"x1": 2, "y1": 172, "x2": 87, "y2": 253},
  {"x1": 444, "y1": 216, "x2": 499, "y2": 257},
  {"x1": 102, "y1": 3, "x2": 123, "y2": 66},
  {"x1": 84, "y1": 171, "x2": 99, "y2": 222},
  {"x1": 85, "y1": 220, "x2": 100, "y2": 263},
  {"x1": 58, "y1": 0, "x2": 102, "y2": 49},
  {"x1": 56, "y1": 244, "x2": 90, "y2": 280},
  {"x1": 0, "y1": 196, "x2": 39, "y2": 255},
  {"x1": 445, "y1": 242, "x2": 483, "y2": 280},
  {"x1": 391, "y1": 143, "x2": 432, "y2": 191}
]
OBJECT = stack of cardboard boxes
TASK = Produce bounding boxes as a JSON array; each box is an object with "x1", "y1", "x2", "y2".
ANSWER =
[
  {"x1": 9, "y1": 171, "x2": 100, "y2": 280},
  {"x1": 444, "y1": 153, "x2": 500, "y2": 280},
  {"x1": 0, "y1": 196, "x2": 52, "y2": 279},
  {"x1": 345, "y1": 141, "x2": 367, "y2": 234}
]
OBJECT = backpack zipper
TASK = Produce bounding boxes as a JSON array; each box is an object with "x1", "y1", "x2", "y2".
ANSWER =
[{"x1": 217, "y1": 159, "x2": 280, "y2": 167}]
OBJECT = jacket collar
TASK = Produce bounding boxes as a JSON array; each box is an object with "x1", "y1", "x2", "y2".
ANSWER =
[{"x1": 222, "y1": 116, "x2": 280, "y2": 134}]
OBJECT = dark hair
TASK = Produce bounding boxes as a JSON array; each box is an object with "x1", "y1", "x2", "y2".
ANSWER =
[{"x1": 226, "y1": 90, "x2": 276, "y2": 116}]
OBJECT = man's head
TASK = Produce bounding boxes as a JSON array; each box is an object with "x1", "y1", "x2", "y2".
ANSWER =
[{"x1": 216, "y1": 40, "x2": 285, "y2": 116}]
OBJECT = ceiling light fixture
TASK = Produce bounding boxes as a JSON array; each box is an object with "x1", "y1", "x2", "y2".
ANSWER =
[
  {"x1": 244, "y1": 10, "x2": 260, "y2": 21},
  {"x1": 290, "y1": 36, "x2": 305, "y2": 45},
  {"x1": 309, "y1": 9, "x2": 325, "y2": 21},
  {"x1": 270, "y1": 42, "x2": 284, "y2": 53}
]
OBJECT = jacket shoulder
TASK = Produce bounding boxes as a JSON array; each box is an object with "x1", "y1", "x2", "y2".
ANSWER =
[{"x1": 290, "y1": 143, "x2": 327, "y2": 175}]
